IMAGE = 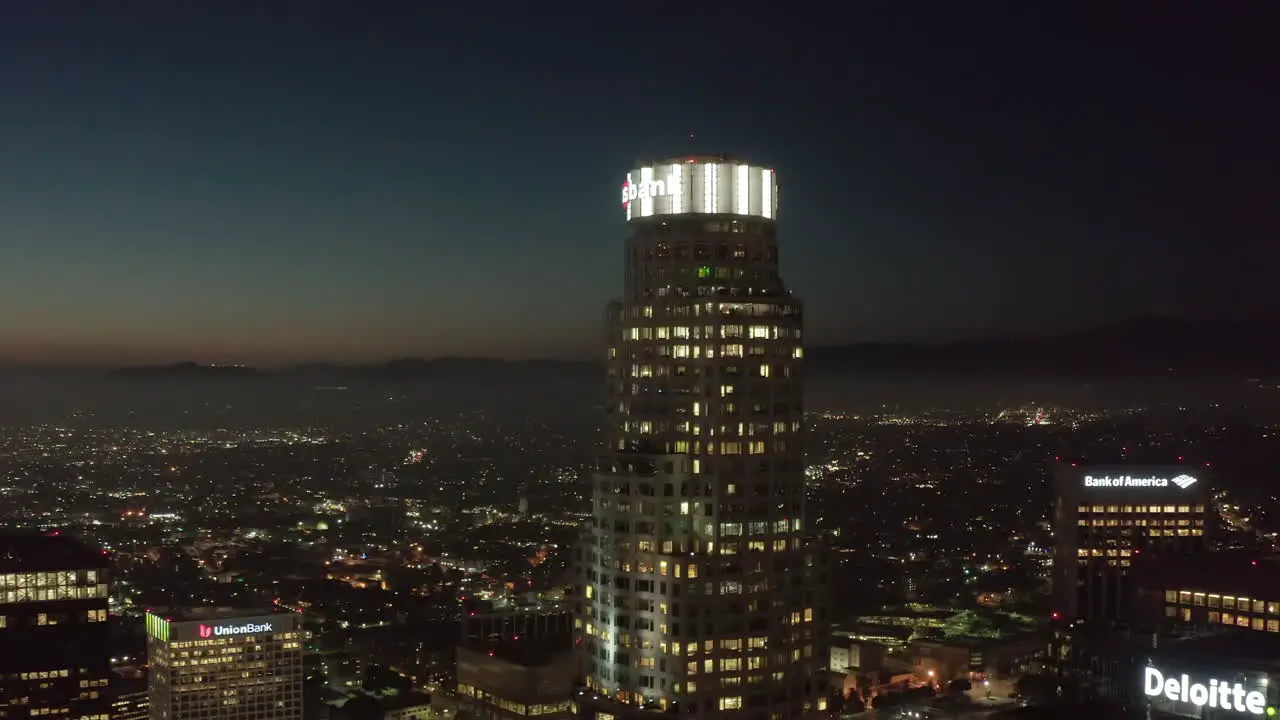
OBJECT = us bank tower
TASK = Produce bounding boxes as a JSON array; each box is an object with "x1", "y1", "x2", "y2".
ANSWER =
[{"x1": 573, "y1": 156, "x2": 828, "y2": 720}]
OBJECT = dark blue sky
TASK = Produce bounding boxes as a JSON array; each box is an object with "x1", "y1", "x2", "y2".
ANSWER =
[{"x1": 0, "y1": 2, "x2": 1275, "y2": 364}]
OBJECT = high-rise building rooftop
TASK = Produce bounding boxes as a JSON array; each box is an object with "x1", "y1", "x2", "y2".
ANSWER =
[{"x1": 573, "y1": 157, "x2": 829, "y2": 720}]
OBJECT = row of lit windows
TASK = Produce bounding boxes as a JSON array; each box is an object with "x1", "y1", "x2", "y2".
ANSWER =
[
  {"x1": 1077, "y1": 559, "x2": 1131, "y2": 567},
  {"x1": 585, "y1": 681, "x2": 810, "y2": 717},
  {"x1": 0, "y1": 571, "x2": 101, "y2": 588},
  {"x1": 1078, "y1": 549, "x2": 1137, "y2": 557},
  {"x1": 618, "y1": 342, "x2": 803, "y2": 363},
  {"x1": 607, "y1": 457, "x2": 797, "y2": 475},
  {"x1": 1078, "y1": 505, "x2": 1204, "y2": 514},
  {"x1": 615, "y1": 430, "x2": 797, "y2": 449},
  {"x1": 627, "y1": 360, "x2": 789, "y2": 378},
  {"x1": 639, "y1": 266, "x2": 773, "y2": 284},
  {"x1": 456, "y1": 684, "x2": 527, "y2": 716},
  {"x1": 0, "y1": 609, "x2": 108, "y2": 628},
  {"x1": 615, "y1": 439, "x2": 790, "y2": 458},
  {"x1": 1078, "y1": 518, "x2": 1203, "y2": 527},
  {"x1": 582, "y1": 629, "x2": 776, "y2": 655},
  {"x1": 1080, "y1": 528, "x2": 1203, "y2": 538},
  {"x1": 627, "y1": 300, "x2": 792, "y2": 320},
  {"x1": 1166, "y1": 591, "x2": 1280, "y2": 613},
  {"x1": 0, "y1": 585, "x2": 109, "y2": 605},
  {"x1": 682, "y1": 669, "x2": 808, "y2": 697},
  {"x1": 601, "y1": 499, "x2": 800, "y2": 520},
  {"x1": 617, "y1": 429, "x2": 780, "y2": 456},
  {"x1": 594, "y1": 537, "x2": 806, "y2": 567},
  {"x1": 628, "y1": 322, "x2": 794, "y2": 339},
  {"x1": 600, "y1": 646, "x2": 813, "y2": 677},
  {"x1": 620, "y1": 419, "x2": 797, "y2": 436},
  {"x1": 170, "y1": 634, "x2": 301, "y2": 649},
  {"x1": 17, "y1": 670, "x2": 72, "y2": 681},
  {"x1": 1166, "y1": 605, "x2": 1280, "y2": 632}
]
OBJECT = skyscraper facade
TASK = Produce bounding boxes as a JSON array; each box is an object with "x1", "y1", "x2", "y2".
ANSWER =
[
  {"x1": 145, "y1": 608, "x2": 303, "y2": 720},
  {"x1": 1052, "y1": 462, "x2": 1212, "y2": 623},
  {"x1": 574, "y1": 157, "x2": 826, "y2": 720},
  {"x1": 0, "y1": 533, "x2": 112, "y2": 720}
]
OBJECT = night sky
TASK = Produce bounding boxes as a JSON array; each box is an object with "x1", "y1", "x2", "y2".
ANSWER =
[{"x1": 0, "y1": 3, "x2": 1275, "y2": 365}]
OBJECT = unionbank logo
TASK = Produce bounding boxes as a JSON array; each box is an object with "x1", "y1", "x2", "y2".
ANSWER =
[
  {"x1": 195, "y1": 620, "x2": 273, "y2": 639},
  {"x1": 1172, "y1": 474, "x2": 1199, "y2": 489}
]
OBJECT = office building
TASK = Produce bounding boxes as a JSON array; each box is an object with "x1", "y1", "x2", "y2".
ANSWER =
[
  {"x1": 457, "y1": 641, "x2": 575, "y2": 720},
  {"x1": 0, "y1": 532, "x2": 112, "y2": 720},
  {"x1": 111, "y1": 668, "x2": 149, "y2": 720},
  {"x1": 1055, "y1": 626, "x2": 1280, "y2": 716},
  {"x1": 1132, "y1": 551, "x2": 1280, "y2": 634},
  {"x1": 461, "y1": 605, "x2": 573, "y2": 645},
  {"x1": 1052, "y1": 462, "x2": 1213, "y2": 623},
  {"x1": 574, "y1": 156, "x2": 827, "y2": 720},
  {"x1": 145, "y1": 608, "x2": 303, "y2": 720}
]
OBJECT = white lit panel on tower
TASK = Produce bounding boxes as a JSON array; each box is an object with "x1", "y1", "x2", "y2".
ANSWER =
[
  {"x1": 761, "y1": 168, "x2": 773, "y2": 219},
  {"x1": 623, "y1": 172, "x2": 633, "y2": 221},
  {"x1": 735, "y1": 164, "x2": 750, "y2": 215},
  {"x1": 705, "y1": 162, "x2": 718, "y2": 214},
  {"x1": 669, "y1": 162, "x2": 684, "y2": 215},
  {"x1": 639, "y1": 166, "x2": 655, "y2": 218}
]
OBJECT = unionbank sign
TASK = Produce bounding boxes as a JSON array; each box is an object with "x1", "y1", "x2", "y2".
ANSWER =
[
  {"x1": 1144, "y1": 667, "x2": 1270, "y2": 715},
  {"x1": 195, "y1": 620, "x2": 274, "y2": 639}
]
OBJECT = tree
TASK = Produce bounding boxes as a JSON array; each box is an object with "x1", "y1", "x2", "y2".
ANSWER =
[{"x1": 1015, "y1": 674, "x2": 1057, "y2": 705}]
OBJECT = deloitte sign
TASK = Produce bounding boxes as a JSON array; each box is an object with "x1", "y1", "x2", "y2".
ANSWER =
[{"x1": 1144, "y1": 667, "x2": 1269, "y2": 715}]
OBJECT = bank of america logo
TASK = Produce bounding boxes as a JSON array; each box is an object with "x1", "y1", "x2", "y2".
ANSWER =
[{"x1": 1171, "y1": 474, "x2": 1198, "y2": 489}]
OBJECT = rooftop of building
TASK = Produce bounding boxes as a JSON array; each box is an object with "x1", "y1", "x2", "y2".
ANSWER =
[
  {"x1": 1134, "y1": 550, "x2": 1280, "y2": 597},
  {"x1": 988, "y1": 700, "x2": 1135, "y2": 720},
  {"x1": 1055, "y1": 456, "x2": 1215, "y2": 469},
  {"x1": 147, "y1": 606, "x2": 277, "y2": 622},
  {"x1": 636, "y1": 153, "x2": 759, "y2": 167},
  {"x1": 458, "y1": 638, "x2": 572, "y2": 668},
  {"x1": 0, "y1": 532, "x2": 109, "y2": 571},
  {"x1": 1067, "y1": 624, "x2": 1280, "y2": 671},
  {"x1": 327, "y1": 689, "x2": 432, "y2": 712},
  {"x1": 1159, "y1": 626, "x2": 1280, "y2": 667}
]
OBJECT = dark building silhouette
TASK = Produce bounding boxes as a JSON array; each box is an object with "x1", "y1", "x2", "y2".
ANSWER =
[{"x1": 0, "y1": 532, "x2": 112, "y2": 720}]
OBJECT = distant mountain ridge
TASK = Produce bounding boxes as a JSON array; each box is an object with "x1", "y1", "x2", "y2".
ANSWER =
[
  {"x1": 106, "y1": 317, "x2": 1278, "y2": 380},
  {"x1": 807, "y1": 316, "x2": 1277, "y2": 378}
]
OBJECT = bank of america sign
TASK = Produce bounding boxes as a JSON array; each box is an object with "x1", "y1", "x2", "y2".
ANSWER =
[{"x1": 1083, "y1": 474, "x2": 1198, "y2": 489}]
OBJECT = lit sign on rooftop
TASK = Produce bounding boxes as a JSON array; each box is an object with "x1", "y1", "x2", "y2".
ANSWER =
[
  {"x1": 147, "y1": 611, "x2": 286, "y2": 643},
  {"x1": 621, "y1": 160, "x2": 777, "y2": 222},
  {"x1": 1083, "y1": 474, "x2": 1198, "y2": 489},
  {"x1": 198, "y1": 620, "x2": 274, "y2": 638},
  {"x1": 1144, "y1": 667, "x2": 1270, "y2": 715}
]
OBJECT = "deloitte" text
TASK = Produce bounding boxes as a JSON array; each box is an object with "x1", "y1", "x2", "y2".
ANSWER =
[{"x1": 1143, "y1": 667, "x2": 1267, "y2": 715}]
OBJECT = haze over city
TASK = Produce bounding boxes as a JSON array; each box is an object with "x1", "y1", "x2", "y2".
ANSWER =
[{"x1": 1, "y1": 3, "x2": 1275, "y2": 365}]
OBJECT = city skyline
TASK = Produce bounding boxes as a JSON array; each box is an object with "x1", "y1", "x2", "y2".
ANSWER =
[{"x1": 1, "y1": 4, "x2": 1275, "y2": 364}]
